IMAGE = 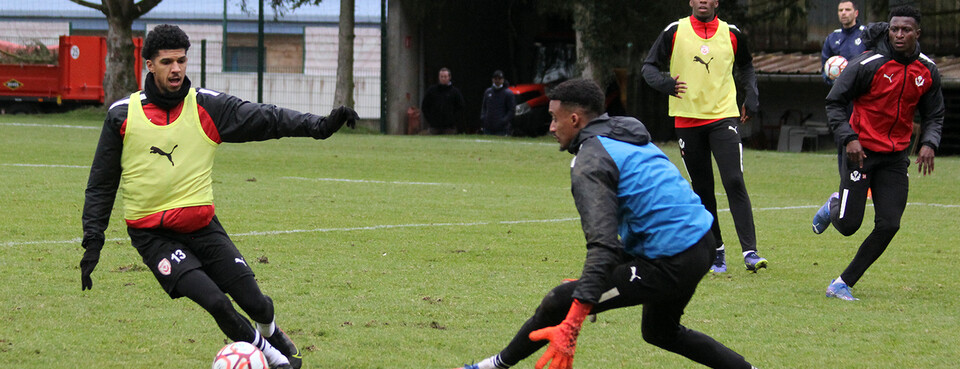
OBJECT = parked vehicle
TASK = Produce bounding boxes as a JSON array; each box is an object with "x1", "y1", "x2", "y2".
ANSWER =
[
  {"x1": 0, "y1": 35, "x2": 142, "y2": 114},
  {"x1": 509, "y1": 83, "x2": 551, "y2": 137}
]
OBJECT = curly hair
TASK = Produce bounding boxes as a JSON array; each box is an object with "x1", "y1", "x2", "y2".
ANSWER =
[
  {"x1": 141, "y1": 24, "x2": 191, "y2": 60},
  {"x1": 546, "y1": 78, "x2": 605, "y2": 116},
  {"x1": 889, "y1": 5, "x2": 921, "y2": 25}
]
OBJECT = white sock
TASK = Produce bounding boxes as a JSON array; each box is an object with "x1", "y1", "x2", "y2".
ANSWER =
[
  {"x1": 477, "y1": 354, "x2": 509, "y2": 369},
  {"x1": 252, "y1": 330, "x2": 289, "y2": 367},
  {"x1": 256, "y1": 319, "x2": 276, "y2": 338},
  {"x1": 835, "y1": 277, "x2": 847, "y2": 286}
]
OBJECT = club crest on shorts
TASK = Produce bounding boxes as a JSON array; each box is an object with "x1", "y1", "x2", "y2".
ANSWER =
[
  {"x1": 158, "y1": 258, "x2": 172, "y2": 276},
  {"x1": 850, "y1": 170, "x2": 862, "y2": 182}
]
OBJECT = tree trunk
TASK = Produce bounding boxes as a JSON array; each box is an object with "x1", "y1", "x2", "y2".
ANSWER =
[
  {"x1": 572, "y1": 3, "x2": 599, "y2": 82},
  {"x1": 333, "y1": 0, "x2": 356, "y2": 108},
  {"x1": 104, "y1": 16, "x2": 139, "y2": 106},
  {"x1": 69, "y1": 0, "x2": 163, "y2": 106}
]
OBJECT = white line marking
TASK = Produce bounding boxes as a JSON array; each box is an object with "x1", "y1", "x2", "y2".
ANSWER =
[
  {"x1": 468, "y1": 139, "x2": 556, "y2": 147},
  {"x1": 419, "y1": 136, "x2": 556, "y2": 147},
  {"x1": 2, "y1": 163, "x2": 87, "y2": 169},
  {"x1": 0, "y1": 122, "x2": 99, "y2": 130},
  {"x1": 282, "y1": 176, "x2": 447, "y2": 186},
  {"x1": 723, "y1": 205, "x2": 822, "y2": 212},
  {"x1": 2, "y1": 217, "x2": 582, "y2": 247},
  {"x1": 907, "y1": 202, "x2": 960, "y2": 208},
  {"x1": 7, "y1": 203, "x2": 958, "y2": 247}
]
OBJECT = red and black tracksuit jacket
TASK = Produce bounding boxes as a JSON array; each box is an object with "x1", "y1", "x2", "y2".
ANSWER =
[{"x1": 826, "y1": 22, "x2": 944, "y2": 153}]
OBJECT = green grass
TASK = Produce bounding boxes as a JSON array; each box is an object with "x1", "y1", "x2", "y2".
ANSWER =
[{"x1": 1, "y1": 112, "x2": 959, "y2": 368}]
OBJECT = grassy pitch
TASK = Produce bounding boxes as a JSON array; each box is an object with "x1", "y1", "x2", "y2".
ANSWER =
[{"x1": 1, "y1": 110, "x2": 959, "y2": 368}]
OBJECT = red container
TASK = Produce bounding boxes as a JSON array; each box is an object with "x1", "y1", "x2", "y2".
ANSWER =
[{"x1": 0, "y1": 35, "x2": 142, "y2": 110}]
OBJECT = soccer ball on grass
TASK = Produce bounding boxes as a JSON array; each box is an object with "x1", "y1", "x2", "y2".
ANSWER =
[
  {"x1": 824, "y1": 55, "x2": 848, "y2": 80},
  {"x1": 212, "y1": 341, "x2": 267, "y2": 369}
]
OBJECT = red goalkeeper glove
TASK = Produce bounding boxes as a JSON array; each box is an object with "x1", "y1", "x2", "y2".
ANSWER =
[{"x1": 528, "y1": 299, "x2": 593, "y2": 369}]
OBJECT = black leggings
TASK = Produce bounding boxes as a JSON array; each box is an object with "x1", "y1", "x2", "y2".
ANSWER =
[
  {"x1": 497, "y1": 234, "x2": 752, "y2": 369},
  {"x1": 174, "y1": 271, "x2": 274, "y2": 342},
  {"x1": 676, "y1": 118, "x2": 757, "y2": 252},
  {"x1": 830, "y1": 149, "x2": 909, "y2": 287}
]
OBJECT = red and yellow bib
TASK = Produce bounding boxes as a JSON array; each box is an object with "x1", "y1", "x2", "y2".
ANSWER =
[
  {"x1": 669, "y1": 17, "x2": 739, "y2": 119},
  {"x1": 120, "y1": 88, "x2": 218, "y2": 220}
]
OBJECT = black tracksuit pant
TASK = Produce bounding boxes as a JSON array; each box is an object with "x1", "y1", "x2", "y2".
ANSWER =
[
  {"x1": 128, "y1": 217, "x2": 274, "y2": 344},
  {"x1": 676, "y1": 118, "x2": 757, "y2": 253},
  {"x1": 829, "y1": 149, "x2": 909, "y2": 287},
  {"x1": 497, "y1": 233, "x2": 753, "y2": 369}
]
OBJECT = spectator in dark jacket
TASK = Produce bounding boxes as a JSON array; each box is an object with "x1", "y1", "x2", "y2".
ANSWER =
[
  {"x1": 821, "y1": 0, "x2": 868, "y2": 85},
  {"x1": 421, "y1": 67, "x2": 465, "y2": 134},
  {"x1": 480, "y1": 70, "x2": 516, "y2": 136}
]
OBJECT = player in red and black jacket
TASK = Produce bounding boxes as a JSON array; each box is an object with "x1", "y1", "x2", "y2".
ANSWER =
[
  {"x1": 813, "y1": 5, "x2": 944, "y2": 301},
  {"x1": 80, "y1": 24, "x2": 357, "y2": 369}
]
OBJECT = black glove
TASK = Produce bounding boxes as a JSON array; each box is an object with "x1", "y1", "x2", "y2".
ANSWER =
[
  {"x1": 80, "y1": 236, "x2": 104, "y2": 291},
  {"x1": 326, "y1": 105, "x2": 359, "y2": 131}
]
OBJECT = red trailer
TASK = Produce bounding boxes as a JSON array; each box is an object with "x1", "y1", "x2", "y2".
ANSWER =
[{"x1": 0, "y1": 35, "x2": 142, "y2": 113}]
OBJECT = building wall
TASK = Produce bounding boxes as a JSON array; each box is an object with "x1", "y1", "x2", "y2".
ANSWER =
[
  {"x1": 145, "y1": 23, "x2": 382, "y2": 118},
  {"x1": 0, "y1": 21, "x2": 69, "y2": 47},
  {"x1": 1, "y1": 20, "x2": 380, "y2": 119}
]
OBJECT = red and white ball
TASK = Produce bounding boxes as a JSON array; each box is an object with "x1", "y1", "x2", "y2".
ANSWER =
[
  {"x1": 212, "y1": 341, "x2": 267, "y2": 369},
  {"x1": 824, "y1": 55, "x2": 848, "y2": 80}
]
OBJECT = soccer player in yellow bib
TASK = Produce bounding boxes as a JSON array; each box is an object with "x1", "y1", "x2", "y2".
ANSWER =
[
  {"x1": 641, "y1": 0, "x2": 767, "y2": 274},
  {"x1": 79, "y1": 24, "x2": 358, "y2": 369}
]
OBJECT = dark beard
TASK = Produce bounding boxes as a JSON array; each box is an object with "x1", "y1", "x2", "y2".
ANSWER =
[{"x1": 143, "y1": 72, "x2": 191, "y2": 110}]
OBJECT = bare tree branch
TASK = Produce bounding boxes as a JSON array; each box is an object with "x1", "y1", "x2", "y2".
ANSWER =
[
  {"x1": 67, "y1": 0, "x2": 104, "y2": 12},
  {"x1": 134, "y1": 0, "x2": 164, "y2": 17}
]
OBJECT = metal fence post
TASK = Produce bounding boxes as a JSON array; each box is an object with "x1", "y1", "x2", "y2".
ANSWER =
[{"x1": 201, "y1": 39, "x2": 207, "y2": 88}]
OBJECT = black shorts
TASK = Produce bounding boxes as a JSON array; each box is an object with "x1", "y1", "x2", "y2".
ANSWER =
[
  {"x1": 591, "y1": 231, "x2": 715, "y2": 314},
  {"x1": 127, "y1": 216, "x2": 255, "y2": 298}
]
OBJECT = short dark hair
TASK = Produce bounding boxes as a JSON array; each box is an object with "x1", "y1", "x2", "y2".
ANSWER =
[
  {"x1": 889, "y1": 5, "x2": 921, "y2": 25},
  {"x1": 141, "y1": 24, "x2": 191, "y2": 60},
  {"x1": 839, "y1": 0, "x2": 857, "y2": 10},
  {"x1": 547, "y1": 78, "x2": 604, "y2": 116}
]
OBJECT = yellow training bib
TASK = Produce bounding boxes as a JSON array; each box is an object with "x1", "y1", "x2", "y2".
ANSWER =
[
  {"x1": 120, "y1": 88, "x2": 218, "y2": 220},
  {"x1": 668, "y1": 17, "x2": 740, "y2": 119}
]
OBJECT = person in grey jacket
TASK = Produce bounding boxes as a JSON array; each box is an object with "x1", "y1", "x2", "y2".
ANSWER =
[{"x1": 452, "y1": 79, "x2": 755, "y2": 369}]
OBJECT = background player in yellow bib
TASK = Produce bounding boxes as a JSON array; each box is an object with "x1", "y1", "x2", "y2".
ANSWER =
[
  {"x1": 79, "y1": 24, "x2": 358, "y2": 369},
  {"x1": 641, "y1": 0, "x2": 766, "y2": 274}
]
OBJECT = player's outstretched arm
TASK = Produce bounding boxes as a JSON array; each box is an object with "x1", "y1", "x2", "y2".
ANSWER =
[{"x1": 200, "y1": 91, "x2": 358, "y2": 142}]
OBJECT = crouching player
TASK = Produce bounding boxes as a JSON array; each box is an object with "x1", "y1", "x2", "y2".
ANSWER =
[
  {"x1": 79, "y1": 24, "x2": 358, "y2": 369},
  {"x1": 453, "y1": 79, "x2": 756, "y2": 369}
]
